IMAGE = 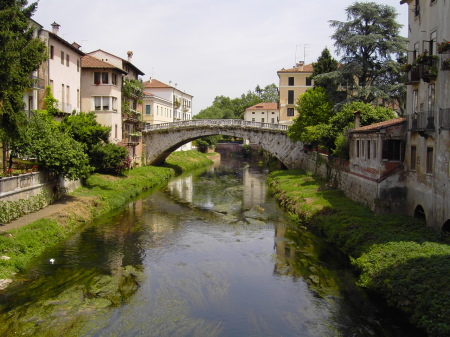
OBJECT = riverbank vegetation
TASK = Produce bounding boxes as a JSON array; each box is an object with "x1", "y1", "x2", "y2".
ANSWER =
[
  {"x1": 268, "y1": 169, "x2": 450, "y2": 337},
  {"x1": 0, "y1": 151, "x2": 214, "y2": 281}
]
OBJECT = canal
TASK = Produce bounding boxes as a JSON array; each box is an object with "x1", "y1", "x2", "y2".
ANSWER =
[{"x1": 0, "y1": 159, "x2": 423, "y2": 336}]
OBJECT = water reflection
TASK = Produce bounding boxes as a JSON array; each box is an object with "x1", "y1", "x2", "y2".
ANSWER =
[{"x1": 0, "y1": 159, "x2": 422, "y2": 336}]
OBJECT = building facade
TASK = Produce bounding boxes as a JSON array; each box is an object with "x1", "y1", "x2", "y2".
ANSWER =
[
  {"x1": 87, "y1": 50, "x2": 145, "y2": 165},
  {"x1": 400, "y1": 0, "x2": 450, "y2": 230},
  {"x1": 143, "y1": 79, "x2": 193, "y2": 122},
  {"x1": 243, "y1": 103, "x2": 279, "y2": 124},
  {"x1": 142, "y1": 91, "x2": 174, "y2": 125},
  {"x1": 80, "y1": 55, "x2": 126, "y2": 143},
  {"x1": 277, "y1": 61, "x2": 313, "y2": 124},
  {"x1": 38, "y1": 23, "x2": 84, "y2": 115}
]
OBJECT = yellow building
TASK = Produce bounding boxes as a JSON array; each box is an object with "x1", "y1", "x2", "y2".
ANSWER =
[{"x1": 277, "y1": 61, "x2": 313, "y2": 124}]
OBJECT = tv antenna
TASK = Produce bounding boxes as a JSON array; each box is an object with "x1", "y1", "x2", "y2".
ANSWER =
[{"x1": 295, "y1": 44, "x2": 310, "y2": 64}]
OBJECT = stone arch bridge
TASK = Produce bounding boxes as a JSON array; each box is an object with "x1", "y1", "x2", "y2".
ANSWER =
[{"x1": 142, "y1": 119, "x2": 305, "y2": 169}]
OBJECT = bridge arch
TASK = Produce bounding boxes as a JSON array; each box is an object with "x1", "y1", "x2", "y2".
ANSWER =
[{"x1": 142, "y1": 120, "x2": 305, "y2": 169}]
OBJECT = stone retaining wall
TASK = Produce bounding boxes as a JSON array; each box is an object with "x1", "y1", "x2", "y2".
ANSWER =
[{"x1": 0, "y1": 172, "x2": 81, "y2": 202}]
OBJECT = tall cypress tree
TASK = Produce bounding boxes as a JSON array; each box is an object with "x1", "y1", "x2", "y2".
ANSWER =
[{"x1": 0, "y1": 0, "x2": 47, "y2": 167}]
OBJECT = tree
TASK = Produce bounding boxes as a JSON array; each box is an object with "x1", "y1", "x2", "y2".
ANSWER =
[
  {"x1": 0, "y1": 0, "x2": 47, "y2": 167},
  {"x1": 90, "y1": 143, "x2": 129, "y2": 174},
  {"x1": 21, "y1": 112, "x2": 92, "y2": 180},
  {"x1": 287, "y1": 87, "x2": 333, "y2": 143},
  {"x1": 311, "y1": 48, "x2": 338, "y2": 80},
  {"x1": 60, "y1": 112, "x2": 111, "y2": 153},
  {"x1": 321, "y1": 2, "x2": 407, "y2": 107}
]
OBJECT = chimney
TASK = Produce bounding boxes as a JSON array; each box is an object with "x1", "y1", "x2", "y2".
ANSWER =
[
  {"x1": 72, "y1": 42, "x2": 81, "y2": 50},
  {"x1": 296, "y1": 61, "x2": 304, "y2": 71},
  {"x1": 51, "y1": 22, "x2": 60, "y2": 35},
  {"x1": 353, "y1": 110, "x2": 361, "y2": 128},
  {"x1": 127, "y1": 51, "x2": 133, "y2": 62}
]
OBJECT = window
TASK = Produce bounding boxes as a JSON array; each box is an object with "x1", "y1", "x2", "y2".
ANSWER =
[
  {"x1": 50, "y1": 45, "x2": 54, "y2": 59},
  {"x1": 252, "y1": 111, "x2": 255, "y2": 114},
  {"x1": 112, "y1": 73, "x2": 117, "y2": 85},
  {"x1": 413, "y1": 89, "x2": 419, "y2": 113},
  {"x1": 77, "y1": 60, "x2": 80, "y2": 72},
  {"x1": 361, "y1": 140, "x2": 365, "y2": 157},
  {"x1": 94, "y1": 72, "x2": 109, "y2": 84},
  {"x1": 373, "y1": 141, "x2": 377, "y2": 159},
  {"x1": 61, "y1": 51, "x2": 64, "y2": 65},
  {"x1": 414, "y1": 0, "x2": 420, "y2": 17},
  {"x1": 94, "y1": 72, "x2": 101, "y2": 84},
  {"x1": 102, "y1": 72, "x2": 109, "y2": 84},
  {"x1": 356, "y1": 140, "x2": 360, "y2": 157},
  {"x1": 413, "y1": 42, "x2": 419, "y2": 61},
  {"x1": 430, "y1": 31, "x2": 437, "y2": 55},
  {"x1": 146, "y1": 105, "x2": 151, "y2": 115},
  {"x1": 61, "y1": 84, "x2": 65, "y2": 104},
  {"x1": 271, "y1": 118, "x2": 275, "y2": 123},
  {"x1": 306, "y1": 77, "x2": 312, "y2": 86},
  {"x1": 287, "y1": 108, "x2": 294, "y2": 116},
  {"x1": 288, "y1": 90, "x2": 294, "y2": 104},
  {"x1": 382, "y1": 140, "x2": 402, "y2": 161},
  {"x1": 252, "y1": 118, "x2": 255, "y2": 122},
  {"x1": 288, "y1": 77, "x2": 294, "y2": 86},
  {"x1": 262, "y1": 118, "x2": 265, "y2": 123},
  {"x1": 112, "y1": 97, "x2": 118, "y2": 111},
  {"x1": 94, "y1": 96, "x2": 111, "y2": 111},
  {"x1": 428, "y1": 84, "x2": 435, "y2": 114},
  {"x1": 426, "y1": 147, "x2": 433, "y2": 173},
  {"x1": 367, "y1": 140, "x2": 371, "y2": 159},
  {"x1": 66, "y1": 85, "x2": 69, "y2": 105},
  {"x1": 115, "y1": 125, "x2": 118, "y2": 139},
  {"x1": 77, "y1": 89, "x2": 80, "y2": 109},
  {"x1": 411, "y1": 146, "x2": 417, "y2": 171},
  {"x1": 261, "y1": 111, "x2": 264, "y2": 114},
  {"x1": 66, "y1": 54, "x2": 69, "y2": 67}
]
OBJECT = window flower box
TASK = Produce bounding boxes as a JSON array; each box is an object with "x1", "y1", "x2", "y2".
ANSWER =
[
  {"x1": 441, "y1": 59, "x2": 450, "y2": 70},
  {"x1": 437, "y1": 40, "x2": 450, "y2": 54},
  {"x1": 400, "y1": 63, "x2": 412, "y2": 72}
]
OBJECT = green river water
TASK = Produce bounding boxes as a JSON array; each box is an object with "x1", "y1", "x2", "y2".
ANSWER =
[{"x1": 0, "y1": 159, "x2": 424, "y2": 336}]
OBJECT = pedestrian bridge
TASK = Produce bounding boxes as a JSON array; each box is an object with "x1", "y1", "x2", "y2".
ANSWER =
[{"x1": 142, "y1": 119, "x2": 305, "y2": 169}]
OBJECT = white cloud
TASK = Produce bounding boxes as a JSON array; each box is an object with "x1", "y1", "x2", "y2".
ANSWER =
[{"x1": 34, "y1": 0, "x2": 408, "y2": 113}]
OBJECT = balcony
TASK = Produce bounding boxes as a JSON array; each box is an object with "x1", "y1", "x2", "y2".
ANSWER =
[
  {"x1": 405, "y1": 66, "x2": 420, "y2": 84},
  {"x1": 29, "y1": 75, "x2": 45, "y2": 90},
  {"x1": 408, "y1": 111, "x2": 435, "y2": 132},
  {"x1": 57, "y1": 102, "x2": 73, "y2": 114}
]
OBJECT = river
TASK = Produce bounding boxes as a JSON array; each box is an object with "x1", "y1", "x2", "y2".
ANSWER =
[{"x1": 0, "y1": 159, "x2": 423, "y2": 336}]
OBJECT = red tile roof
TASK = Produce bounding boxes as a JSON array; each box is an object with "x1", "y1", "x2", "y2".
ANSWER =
[
  {"x1": 81, "y1": 55, "x2": 127, "y2": 74},
  {"x1": 352, "y1": 117, "x2": 406, "y2": 133},
  {"x1": 87, "y1": 49, "x2": 145, "y2": 75},
  {"x1": 246, "y1": 103, "x2": 279, "y2": 110},
  {"x1": 143, "y1": 79, "x2": 173, "y2": 88},
  {"x1": 277, "y1": 64, "x2": 314, "y2": 73}
]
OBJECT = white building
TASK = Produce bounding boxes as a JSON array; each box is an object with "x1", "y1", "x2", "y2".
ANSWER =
[
  {"x1": 143, "y1": 79, "x2": 193, "y2": 122},
  {"x1": 38, "y1": 22, "x2": 84, "y2": 114},
  {"x1": 142, "y1": 91, "x2": 174, "y2": 125},
  {"x1": 243, "y1": 103, "x2": 279, "y2": 124}
]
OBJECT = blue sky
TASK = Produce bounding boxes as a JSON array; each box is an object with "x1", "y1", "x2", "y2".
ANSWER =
[{"x1": 33, "y1": 0, "x2": 408, "y2": 114}]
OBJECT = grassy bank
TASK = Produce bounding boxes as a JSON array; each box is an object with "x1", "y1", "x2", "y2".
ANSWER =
[
  {"x1": 0, "y1": 151, "x2": 214, "y2": 281},
  {"x1": 268, "y1": 169, "x2": 450, "y2": 337}
]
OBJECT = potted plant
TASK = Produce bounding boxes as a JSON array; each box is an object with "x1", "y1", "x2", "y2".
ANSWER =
[
  {"x1": 414, "y1": 50, "x2": 430, "y2": 64},
  {"x1": 422, "y1": 66, "x2": 438, "y2": 82},
  {"x1": 400, "y1": 63, "x2": 412, "y2": 72},
  {"x1": 437, "y1": 40, "x2": 450, "y2": 54},
  {"x1": 442, "y1": 58, "x2": 450, "y2": 70}
]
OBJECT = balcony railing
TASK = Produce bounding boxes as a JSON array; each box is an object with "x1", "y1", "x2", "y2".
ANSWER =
[
  {"x1": 405, "y1": 66, "x2": 420, "y2": 84},
  {"x1": 57, "y1": 102, "x2": 73, "y2": 114},
  {"x1": 407, "y1": 111, "x2": 435, "y2": 131},
  {"x1": 29, "y1": 75, "x2": 45, "y2": 90},
  {"x1": 439, "y1": 108, "x2": 450, "y2": 130}
]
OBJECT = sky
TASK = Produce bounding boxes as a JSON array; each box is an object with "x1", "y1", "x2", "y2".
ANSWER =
[{"x1": 33, "y1": 0, "x2": 409, "y2": 115}]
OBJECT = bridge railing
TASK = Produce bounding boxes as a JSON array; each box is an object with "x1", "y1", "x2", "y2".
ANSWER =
[{"x1": 143, "y1": 119, "x2": 289, "y2": 131}]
